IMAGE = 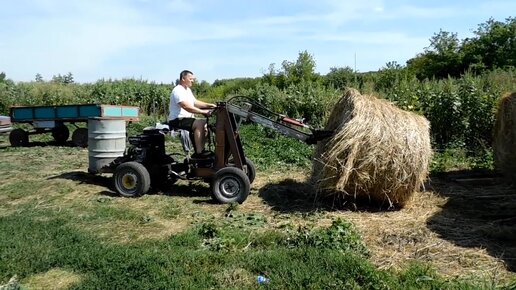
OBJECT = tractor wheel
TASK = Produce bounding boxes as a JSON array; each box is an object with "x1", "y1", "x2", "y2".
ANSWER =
[
  {"x1": 228, "y1": 157, "x2": 256, "y2": 184},
  {"x1": 113, "y1": 162, "x2": 151, "y2": 197},
  {"x1": 52, "y1": 125, "x2": 70, "y2": 144},
  {"x1": 243, "y1": 157, "x2": 256, "y2": 184},
  {"x1": 211, "y1": 167, "x2": 250, "y2": 204},
  {"x1": 9, "y1": 129, "x2": 28, "y2": 147},
  {"x1": 72, "y1": 128, "x2": 88, "y2": 147}
]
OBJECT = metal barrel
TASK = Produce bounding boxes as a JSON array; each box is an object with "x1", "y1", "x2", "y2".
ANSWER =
[{"x1": 88, "y1": 118, "x2": 126, "y2": 173}]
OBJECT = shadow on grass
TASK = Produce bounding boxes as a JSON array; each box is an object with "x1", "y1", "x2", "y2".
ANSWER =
[
  {"x1": 258, "y1": 178, "x2": 393, "y2": 214},
  {"x1": 0, "y1": 140, "x2": 82, "y2": 149},
  {"x1": 49, "y1": 171, "x2": 213, "y2": 201},
  {"x1": 427, "y1": 169, "x2": 516, "y2": 272},
  {"x1": 49, "y1": 171, "x2": 112, "y2": 188},
  {"x1": 161, "y1": 181, "x2": 211, "y2": 199}
]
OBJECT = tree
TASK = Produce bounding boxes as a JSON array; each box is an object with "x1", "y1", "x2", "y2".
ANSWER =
[
  {"x1": 280, "y1": 50, "x2": 319, "y2": 87},
  {"x1": 461, "y1": 17, "x2": 516, "y2": 72},
  {"x1": 407, "y1": 30, "x2": 462, "y2": 79},
  {"x1": 375, "y1": 61, "x2": 406, "y2": 92},
  {"x1": 35, "y1": 73, "x2": 43, "y2": 82},
  {"x1": 324, "y1": 66, "x2": 356, "y2": 89},
  {"x1": 52, "y1": 72, "x2": 74, "y2": 84},
  {"x1": 407, "y1": 18, "x2": 516, "y2": 79}
]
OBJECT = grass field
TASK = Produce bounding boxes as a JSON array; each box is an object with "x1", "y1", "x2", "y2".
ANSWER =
[{"x1": 0, "y1": 129, "x2": 515, "y2": 289}]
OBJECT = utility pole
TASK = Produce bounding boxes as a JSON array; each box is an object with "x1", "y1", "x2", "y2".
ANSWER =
[{"x1": 354, "y1": 52, "x2": 357, "y2": 84}]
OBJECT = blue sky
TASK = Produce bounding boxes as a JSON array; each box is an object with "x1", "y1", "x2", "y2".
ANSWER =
[{"x1": 1, "y1": 0, "x2": 514, "y2": 84}]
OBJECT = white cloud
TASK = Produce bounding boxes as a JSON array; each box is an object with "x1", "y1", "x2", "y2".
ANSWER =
[{"x1": 305, "y1": 31, "x2": 428, "y2": 45}]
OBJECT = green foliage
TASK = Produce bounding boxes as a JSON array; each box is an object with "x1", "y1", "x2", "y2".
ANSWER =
[
  {"x1": 407, "y1": 17, "x2": 516, "y2": 80},
  {"x1": 52, "y1": 72, "x2": 74, "y2": 84},
  {"x1": 239, "y1": 124, "x2": 314, "y2": 169},
  {"x1": 262, "y1": 50, "x2": 322, "y2": 89},
  {"x1": 463, "y1": 17, "x2": 516, "y2": 72},
  {"x1": 0, "y1": 78, "x2": 171, "y2": 117},
  {"x1": 283, "y1": 219, "x2": 370, "y2": 258},
  {"x1": 324, "y1": 66, "x2": 358, "y2": 89}
]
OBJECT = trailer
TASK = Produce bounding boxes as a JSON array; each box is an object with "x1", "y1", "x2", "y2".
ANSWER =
[{"x1": 9, "y1": 104, "x2": 139, "y2": 147}]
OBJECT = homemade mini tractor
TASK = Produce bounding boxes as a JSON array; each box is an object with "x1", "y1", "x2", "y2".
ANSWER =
[{"x1": 110, "y1": 96, "x2": 333, "y2": 204}]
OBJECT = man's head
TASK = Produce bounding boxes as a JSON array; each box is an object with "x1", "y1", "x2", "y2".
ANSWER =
[{"x1": 179, "y1": 70, "x2": 194, "y2": 88}]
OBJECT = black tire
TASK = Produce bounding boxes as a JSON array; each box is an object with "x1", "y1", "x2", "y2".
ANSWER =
[
  {"x1": 243, "y1": 157, "x2": 256, "y2": 184},
  {"x1": 72, "y1": 127, "x2": 88, "y2": 147},
  {"x1": 113, "y1": 162, "x2": 151, "y2": 197},
  {"x1": 9, "y1": 128, "x2": 28, "y2": 147},
  {"x1": 148, "y1": 164, "x2": 176, "y2": 190},
  {"x1": 228, "y1": 157, "x2": 256, "y2": 184},
  {"x1": 211, "y1": 167, "x2": 250, "y2": 204},
  {"x1": 52, "y1": 125, "x2": 70, "y2": 144}
]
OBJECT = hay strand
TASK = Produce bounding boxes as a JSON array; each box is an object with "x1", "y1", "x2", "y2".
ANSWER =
[{"x1": 312, "y1": 88, "x2": 432, "y2": 208}]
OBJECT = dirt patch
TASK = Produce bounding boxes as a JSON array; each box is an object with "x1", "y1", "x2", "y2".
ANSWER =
[{"x1": 23, "y1": 268, "x2": 82, "y2": 290}]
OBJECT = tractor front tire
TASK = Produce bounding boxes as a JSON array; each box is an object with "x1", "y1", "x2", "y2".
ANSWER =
[
  {"x1": 113, "y1": 162, "x2": 151, "y2": 197},
  {"x1": 211, "y1": 167, "x2": 250, "y2": 204},
  {"x1": 228, "y1": 157, "x2": 256, "y2": 184}
]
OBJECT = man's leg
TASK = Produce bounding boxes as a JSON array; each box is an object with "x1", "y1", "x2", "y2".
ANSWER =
[{"x1": 192, "y1": 119, "x2": 207, "y2": 154}]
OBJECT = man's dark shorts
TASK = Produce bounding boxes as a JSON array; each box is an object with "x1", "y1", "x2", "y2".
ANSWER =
[{"x1": 169, "y1": 118, "x2": 196, "y2": 131}]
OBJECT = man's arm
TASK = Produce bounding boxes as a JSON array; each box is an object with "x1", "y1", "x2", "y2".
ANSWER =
[
  {"x1": 179, "y1": 101, "x2": 211, "y2": 116},
  {"x1": 194, "y1": 99, "x2": 217, "y2": 109}
]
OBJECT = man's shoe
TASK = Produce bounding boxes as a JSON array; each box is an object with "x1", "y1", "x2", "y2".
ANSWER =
[
  {"x1": 200, "y1": 150, "x2": 214, "y2": 157},
  {"x1": 191, "y1": 150, "x2": 213, "y2": 159}
]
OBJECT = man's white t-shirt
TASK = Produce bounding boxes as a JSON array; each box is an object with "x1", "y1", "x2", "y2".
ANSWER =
[{"x1": 168, "y1": 85, "x2": 196, "y2": 120}]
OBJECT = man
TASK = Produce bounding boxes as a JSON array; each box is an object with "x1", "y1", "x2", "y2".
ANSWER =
[{"x1": 168, "y1": 70, "x2": 216, "y2": 158}]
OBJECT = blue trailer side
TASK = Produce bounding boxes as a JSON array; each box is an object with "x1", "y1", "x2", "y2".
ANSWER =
[{"x1": 8, "y1": 104, "x2": 139, "y2": 147}]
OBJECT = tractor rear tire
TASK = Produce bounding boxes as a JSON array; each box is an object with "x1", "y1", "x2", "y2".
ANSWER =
[
  {"x1": 211, "y1": 167, "x2": 250, "y2": 204},
  {"x1": 113, "y1": 162, "x2": 151, "y2": 197}
]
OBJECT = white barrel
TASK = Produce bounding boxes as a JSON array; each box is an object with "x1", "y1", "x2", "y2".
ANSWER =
[{"x1": 88, "y1": 118, "x2": 126, "y2": 173}]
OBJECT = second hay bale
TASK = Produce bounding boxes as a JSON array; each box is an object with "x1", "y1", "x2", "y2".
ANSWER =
[
  {"x1": 312, "y1": 88, "x2": 432, "y2": 208},
  {"x1": 493, "y1": 92, "x2": 516, "y2": 183}
]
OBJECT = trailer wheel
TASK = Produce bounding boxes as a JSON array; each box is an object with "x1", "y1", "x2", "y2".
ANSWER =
[
  {"x1": 211, "y1": 167, "x2": 250, "y2": 204},
  {"x1": 72, "y1": 128, "x2": 88, "y2": 147},
  {"x1": 113, "y1": 162, "x2": 150, "y2": 197},
  {"x1": 9, "y1": 129, "x2": 28, "y2": 147},
  {"x1": 52, "y1": 125, "x2": 70, "y2": 144}
]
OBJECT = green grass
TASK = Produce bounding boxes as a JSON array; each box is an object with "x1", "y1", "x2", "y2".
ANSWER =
[
  {"x1": 0, "y1": 209, "x2": 496, "y2": 290},
  {"x1": 239, "y1": 124, "x2": 314, "y2": 169}
]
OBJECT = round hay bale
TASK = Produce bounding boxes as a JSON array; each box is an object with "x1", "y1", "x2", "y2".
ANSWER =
[
  {"x1": 312, "y1": 88, "x2": 432, "y2": 208},
  {"x1": 493, "y1": 92, "x2": 516, "y2": 183}
]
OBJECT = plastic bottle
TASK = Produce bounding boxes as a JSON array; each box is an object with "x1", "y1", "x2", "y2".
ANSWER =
[{"x1": 256, "y1": 275, "x2": 270, "y2": 284}]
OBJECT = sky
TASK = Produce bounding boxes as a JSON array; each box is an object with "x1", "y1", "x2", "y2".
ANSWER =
[{"x1": 0, "y1": 0, "x2": 514, "y2": 84}]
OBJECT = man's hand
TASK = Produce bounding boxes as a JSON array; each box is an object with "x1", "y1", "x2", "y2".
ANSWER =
[{"x1": 202, "y1": 110, "x2": 212, "y2": 117}]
